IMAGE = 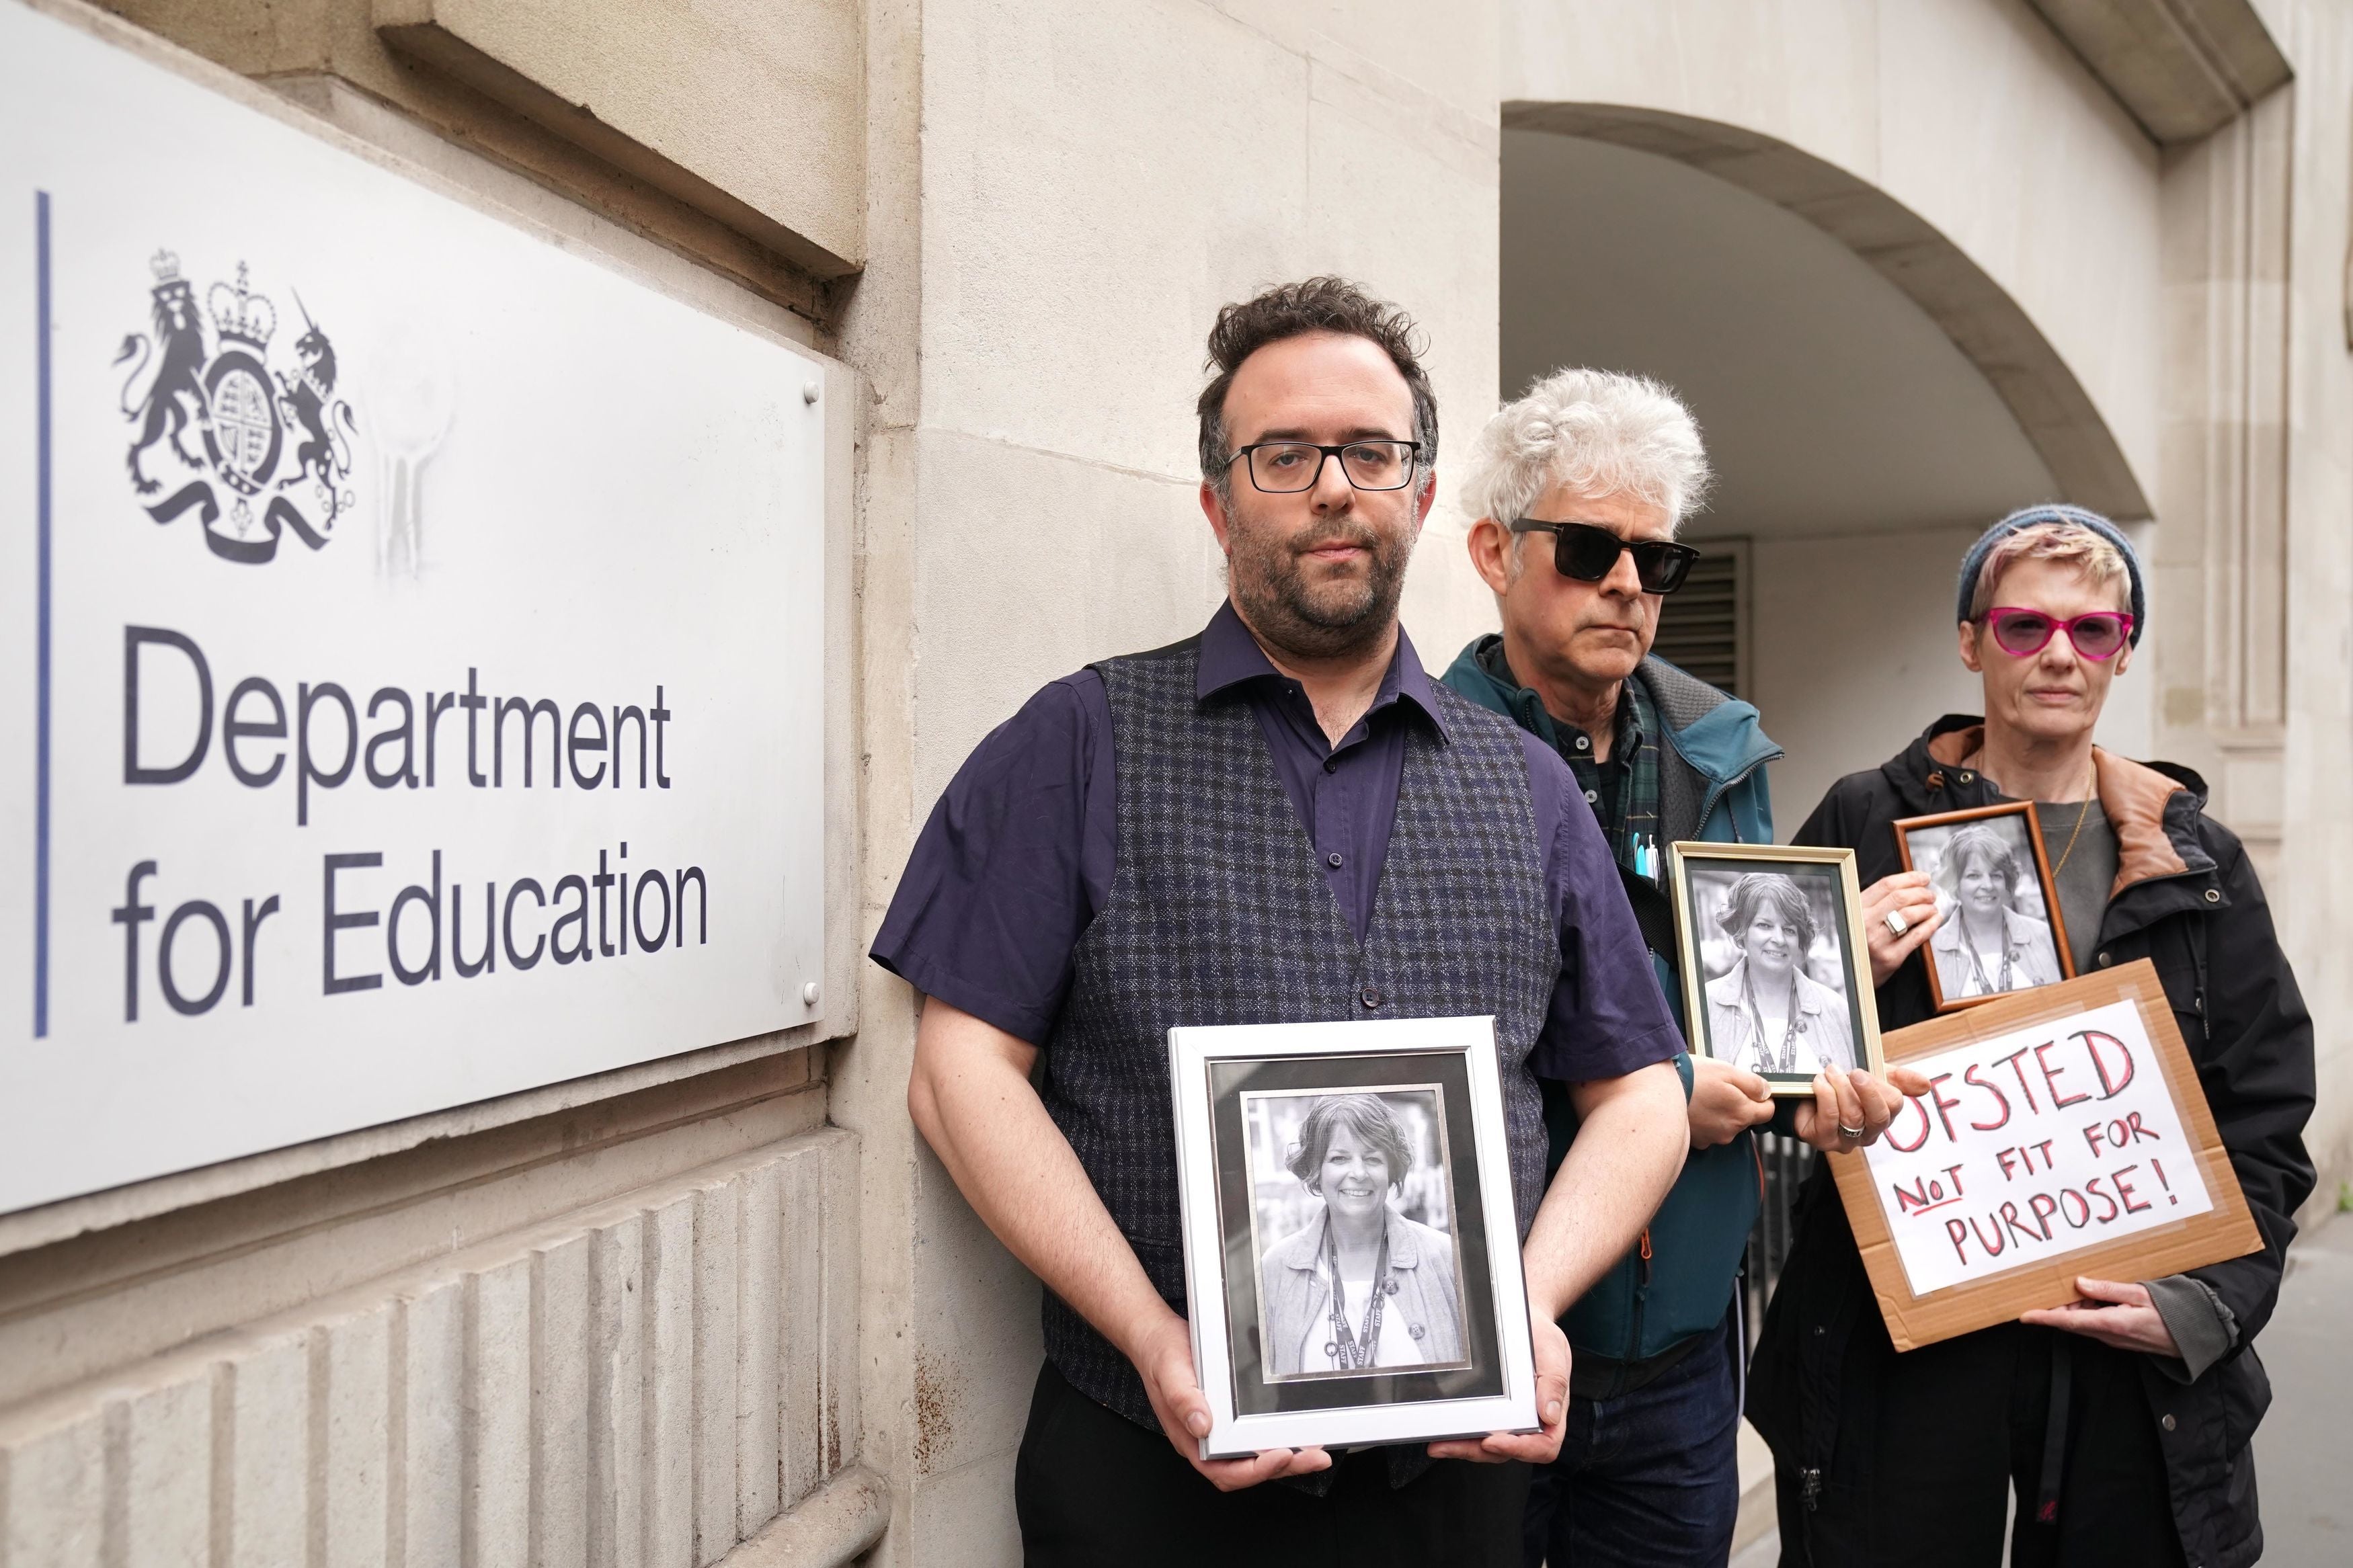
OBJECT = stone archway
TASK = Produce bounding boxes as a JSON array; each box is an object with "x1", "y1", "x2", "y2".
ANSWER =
[{"x1": 1505, "y1": 102, "x2": 2150, "y2": 524}]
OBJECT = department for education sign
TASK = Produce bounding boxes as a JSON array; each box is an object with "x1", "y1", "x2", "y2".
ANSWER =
[{"x1": 0, "y1": 3, "x2": 827, "y2": 1216}]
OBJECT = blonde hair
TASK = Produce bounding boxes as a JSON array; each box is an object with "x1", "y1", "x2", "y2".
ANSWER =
[{"x1": 1966, "y1": 521, "x2": 2131, "y2": 620}]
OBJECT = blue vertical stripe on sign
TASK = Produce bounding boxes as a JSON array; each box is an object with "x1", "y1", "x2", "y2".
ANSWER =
[{"x1": 33, "y1": 191, "x2": 51, "y2": 1038}]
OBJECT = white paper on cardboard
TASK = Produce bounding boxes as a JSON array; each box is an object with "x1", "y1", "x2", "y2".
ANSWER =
[{"x1": 1861, "y1": 998, "x2": 2212, "y2": 1295}]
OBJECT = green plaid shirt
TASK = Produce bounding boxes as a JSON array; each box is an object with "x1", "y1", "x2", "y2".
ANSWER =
[{"x1": 1473, "y1": 641, "x2": 1662, "y2": 876}]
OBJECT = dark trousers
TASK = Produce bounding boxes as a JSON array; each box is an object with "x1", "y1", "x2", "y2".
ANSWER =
[
  {"x1": 1014, "y1": 1360, "x2": 1530, "y2": 1567},
  {"x1": 1522, "y1": 1314, "x2": 1742, "y2": 1568},
  {"x1": 1772, "y1": 1324, "x2": 2186, "y2": 1568}
]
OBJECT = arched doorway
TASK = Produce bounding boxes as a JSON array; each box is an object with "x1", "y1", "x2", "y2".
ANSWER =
[{"x1": 1501, "y1": 112, "x2": 2152, "y2": 821}]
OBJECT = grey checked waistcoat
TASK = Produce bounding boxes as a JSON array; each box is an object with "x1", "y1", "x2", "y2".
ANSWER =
[{"x1": 1043, "y1": 638, "x2": 1558, "y2": 1432}]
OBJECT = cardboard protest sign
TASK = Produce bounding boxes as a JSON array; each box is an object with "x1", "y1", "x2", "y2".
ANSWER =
[{"x1": 1831, "y1": 960, "x2": 2261, "y2": 1350}]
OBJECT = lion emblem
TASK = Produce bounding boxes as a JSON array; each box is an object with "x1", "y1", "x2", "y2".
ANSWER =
[{"x1": 115, "y1": 253, "x2": 210, "y2": 495}]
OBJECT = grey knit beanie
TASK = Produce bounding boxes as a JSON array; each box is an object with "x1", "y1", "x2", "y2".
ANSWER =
[{"x1": 1954, "y1": 503, "x2": 2145, "y2": 647}]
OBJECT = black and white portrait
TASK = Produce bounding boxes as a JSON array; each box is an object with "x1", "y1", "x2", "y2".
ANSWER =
[
  {"x1": 1241, "y1": 1087, "x2": 1470, "y2": 1381},
  {"x1": 1899, "y1": 807, "x2": 2071, "y2": 1009},
  {"x1": 1170, "y1": 1020, "x2": 1538, "y2": 1454},
  {"x1": 1681, "y1": 858, "x2": 1864, "y2": 1085}
]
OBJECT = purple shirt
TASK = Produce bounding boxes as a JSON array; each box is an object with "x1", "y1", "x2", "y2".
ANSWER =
[{"x1": 871, "y1": 603, "x2": 1681, "y2": 1083}]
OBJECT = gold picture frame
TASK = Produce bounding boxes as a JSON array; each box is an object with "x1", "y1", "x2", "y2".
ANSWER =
[{"x1": 1667, "y1": 842, "x2": 1886, "y2": 1096}]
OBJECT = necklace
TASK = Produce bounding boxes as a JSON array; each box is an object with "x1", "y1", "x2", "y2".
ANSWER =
[
  {"x1": 1964, "y1": 748, "x2": 2098, "y2": 878},
  {"x1": 1741, "y1": 964, "x2": 1804, "y2": 1074},
  {"x1": 2050, "y1": 761, "x2": 2098, "y2": 878},
  {"x1": 1320, "y1": 1214, "x2": 1392, "y2": 1370}
]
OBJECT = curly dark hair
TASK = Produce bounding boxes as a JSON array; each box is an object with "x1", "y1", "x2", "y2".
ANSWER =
[
  {"x1": 1283, "y1": 1094, "x2": 1414, "y2": 1195},
  {"x1": 1195, "y1": 276, "x2": 1437, "y2": 497}
]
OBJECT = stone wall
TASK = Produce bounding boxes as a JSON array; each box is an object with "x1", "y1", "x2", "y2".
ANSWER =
[
  {"x1": 832, "y1": 5, "x2": 1511, "y2": 1561},
  {"x1": 6, "y1": 5, "x2": 2347, "y2": 1568},
  {"x1": 1, "y1": 6, "x2": 879, "y2": 1565},
  {"x1": 0, "y1": 1126, "x2": 863, "y2": 1567}
]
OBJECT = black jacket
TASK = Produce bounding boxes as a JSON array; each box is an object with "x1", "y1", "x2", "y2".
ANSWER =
[{"x1": 1747, "y1": 717, "x2": 2315, "y2": 1568}]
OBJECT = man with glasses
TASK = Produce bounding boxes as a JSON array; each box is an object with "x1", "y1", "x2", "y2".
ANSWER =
[
  {"x1": 875, "y1": 280, "x2": 1692, "y2": 1565},
  {"x1": 1749, "y1": 506, "x2": 2314, "y2": 1568},
  {"x1": 1441, "y1": 369, "x2": 1923, "y2": 1567}
]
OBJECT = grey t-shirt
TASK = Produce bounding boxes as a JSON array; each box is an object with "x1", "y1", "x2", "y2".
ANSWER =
[{"x1": 2038, "y1": 796, "x2": 2117, "y2": 973}]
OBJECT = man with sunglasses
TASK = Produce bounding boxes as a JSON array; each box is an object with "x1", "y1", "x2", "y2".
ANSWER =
[
  {"x1": 876, "y1": 280, "x2": 1693, "y2": 1565},
  {"x1": 1442, "y1": 369, "x2": 1923, "y2": 1567},
  {"x1": 1749, "y1": 505, "x2": 2314, "y2": 1568}
]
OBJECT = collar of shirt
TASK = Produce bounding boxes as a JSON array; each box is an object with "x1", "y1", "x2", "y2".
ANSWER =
[
  {"x1": 1558, "y1": 682, "x2": 1648, "y2": 776},
  {"x1": 1471, "y1": 634, "x2": 1644, "y2": 772},
  {"x1": 1195, "y1": 600, "x2": 1451, "y2": 746}
]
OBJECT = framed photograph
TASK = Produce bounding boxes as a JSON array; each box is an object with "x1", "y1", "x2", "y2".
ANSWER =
[
  {"x1": 1667, "y1": 843, "x2": 1885, "y2": 1096},
  {"x1": 1167, "y1": 1015, "x2": 1538, "y2": 1458},
  {"x1": 1892, "y1": 802, "x2": 2075, "y2": 1013}
]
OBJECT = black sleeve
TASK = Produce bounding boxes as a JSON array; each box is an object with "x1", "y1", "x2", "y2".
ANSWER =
[
  {"x1": 2181, "y1": 835, "x2": 2317, "y2": 1348},
  {"x1": 1789, "y1": 782, "x2": 1854, "y2": 852},
  {"x1": 1795, "y1": 772, "x2": 1940, "y2": 1032}
]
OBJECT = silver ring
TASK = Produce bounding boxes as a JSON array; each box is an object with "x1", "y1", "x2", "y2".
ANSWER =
[
  {"x1": 1838, "y1": 1123, "x2": 1867, "y2": 1141},
  {"x1": 1883, "y1": 910, "x2": 1910, "y2": 938}
]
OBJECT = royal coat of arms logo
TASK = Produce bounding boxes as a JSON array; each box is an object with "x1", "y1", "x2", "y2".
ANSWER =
[{"x1": 114, "y1": 250, "x2": 357, "y2": 564}]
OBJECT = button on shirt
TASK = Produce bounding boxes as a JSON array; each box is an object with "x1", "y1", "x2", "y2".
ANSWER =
[
  {"x1": 871, "y1": 603, "x2": 1681, "y2": 1085},
  {"x1": 1471, "y1": 636, "x2": 1659, "y2": 874}
]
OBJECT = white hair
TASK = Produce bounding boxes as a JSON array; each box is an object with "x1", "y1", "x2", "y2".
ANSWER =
[{"x1": 1458, "y1": 368, "x2": 1712, "y2": 534}]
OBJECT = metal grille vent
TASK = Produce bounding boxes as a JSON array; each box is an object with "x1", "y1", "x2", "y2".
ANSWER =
[{"x1": 1651, "y1": 539, "x2": 1747, "y2": 698}]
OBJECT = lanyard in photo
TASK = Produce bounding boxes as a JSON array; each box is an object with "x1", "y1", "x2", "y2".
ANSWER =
[
  {"x1": 1964, "y1": 930, "x2": 2015, "y2": 996},
  {"x1": 1320, "y1": 1215, "x2": 1393, "y2": 1370},
  {"x1": 1741, "y1": 966, "x2": 1804, "y2": 1075}
]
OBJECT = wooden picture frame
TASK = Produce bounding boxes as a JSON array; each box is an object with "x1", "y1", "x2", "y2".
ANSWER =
[
  {"x1": 1829, "y1": 962, "x2": 2262, "y2": 1352},
  {"x1": 1892, "y1": 801, "x2": 2076, "y2": 1014},
  {"x1": 1667, "y1": 842, "x2": 1885, "y2": 1096}
]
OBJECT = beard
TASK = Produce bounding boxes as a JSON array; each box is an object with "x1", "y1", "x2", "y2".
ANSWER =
[{"x1": 1223, "y1": 498, "x2": 1417, "y2": 661}]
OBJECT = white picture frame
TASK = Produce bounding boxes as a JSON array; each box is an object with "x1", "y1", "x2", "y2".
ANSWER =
[{"x1": 1168, "y1": 1014, "x2": 1539, "y2": 1458}]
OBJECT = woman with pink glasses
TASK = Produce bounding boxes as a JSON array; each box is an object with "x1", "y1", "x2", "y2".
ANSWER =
[{"x1": 1746, "y1": 506, "x2": 2314, "y2": 1568}]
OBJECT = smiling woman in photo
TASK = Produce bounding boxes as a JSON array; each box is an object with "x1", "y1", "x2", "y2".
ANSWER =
[
  {"x1": 1702, "y1": 872, "x2": 1856, "y2": 1077},
  {"x1": 1257, "y1": 1094, "x2": 1465, "y2": 1377},
  {"x1": 1927, "y1": 823, "x2": 2065, "y2": 999}
]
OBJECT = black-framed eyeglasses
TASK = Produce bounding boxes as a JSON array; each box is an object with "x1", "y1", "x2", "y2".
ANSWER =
[
  {"x1": 1228, "y1": 440, "x2": 1421, "y2": 493},
  {"x1": 1509, "y1": 519, "x2": 1701, "y2": 593}
]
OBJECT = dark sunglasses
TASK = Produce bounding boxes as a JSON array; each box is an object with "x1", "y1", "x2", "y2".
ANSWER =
[
  {"x1": 1981, "y1": 607, "x2": 2135, "y2": 661},
  {"x1": 1509, "y1": 520, "x2": 1701, "y2": 593}
]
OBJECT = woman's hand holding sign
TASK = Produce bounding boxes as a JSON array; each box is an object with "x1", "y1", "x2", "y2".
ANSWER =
[{"x1": 2018, "y1": 1277, "x2": 2183, "y2": 1358}]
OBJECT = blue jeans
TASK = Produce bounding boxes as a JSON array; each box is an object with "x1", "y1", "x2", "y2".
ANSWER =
[{"x1": 1522, "y1": 1313, "x2": 1741, "y2": 1568}]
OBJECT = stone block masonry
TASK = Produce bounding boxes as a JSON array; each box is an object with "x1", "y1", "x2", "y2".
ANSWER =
[{"x1": 0, "y1": 1128, "x2": 863, "y2": 1567}]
